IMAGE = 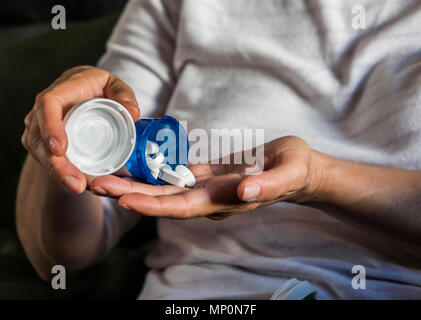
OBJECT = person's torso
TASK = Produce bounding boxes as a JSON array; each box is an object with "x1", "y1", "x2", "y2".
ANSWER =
[{"x1": 140, "y1": 0, "x2": 421, "y2": 299}]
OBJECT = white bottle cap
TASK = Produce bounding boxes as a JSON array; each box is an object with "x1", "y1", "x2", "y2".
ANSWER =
[{"x1": 63, "y1": 98, "x2": 136, "y2": 176}]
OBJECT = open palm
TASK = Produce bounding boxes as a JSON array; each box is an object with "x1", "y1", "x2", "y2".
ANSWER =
[{"x1": 90, "y1": 136, "x2": 318, "y2": 219}]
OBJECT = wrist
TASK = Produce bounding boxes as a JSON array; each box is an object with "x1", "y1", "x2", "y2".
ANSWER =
[{"x1": 296, "y1": 149, "x2": 334, "y2": 204}]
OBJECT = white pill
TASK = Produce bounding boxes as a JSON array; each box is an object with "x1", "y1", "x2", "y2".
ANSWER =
[
  {"x1": 146, "y1": 155, "x2": 169, "y2": 180},
  {"x1": 152, "y1": 152, "x2": 165, "y2": 164},
  {"x1": 175, "y1": 165, "x2": 196, "y2": 187},
  {"x1": 158, "y1": 166, "x2": 185, "y2": 187},
  {"x1": 146, "y1": 156, "x2": 162, "y2": 171},
  {"x1": 145, "y1": 141, "x2": 159, "y2": 155},
  {"x1": 159, "y1": 164, "x2": 171, "y2": 171},
  {"x1": 150, "y1": 169, "x2": 159, "y2": 179}
]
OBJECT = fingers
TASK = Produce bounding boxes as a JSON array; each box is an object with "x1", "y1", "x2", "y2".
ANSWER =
[
  {"x1": 21, "y1": 65, "x2": 141, "y2": 195},
  {"x1": 24, "y1": 125, "x2": 86, "y2": 193},
  {"x1": 35, "y1": 66, "x2": 140, "y2": 157},
  {"x1": 23, "y1": 114, "x2": 86, "y2": 193},
  {"x1": 22, "y1": 109, "x2": 34, "y2": 148},
  {"x1": 90, "y1": 175, "x2": 182, "y2": 198},
  {"x1": 118, "y1": 189, "x2": 211, "y2": 218},
  {"x1": 35, "y1": 93, "x2": 68, "y2": 156},
  {"x1": 35, "y1": 67, "x2": 108, "y2": 156},
  {"x1": 104, "y1": 74, "x2": 140, "y2": 121},
  {"x1": 237, "y1": 154, "x2": 309, "y2": 202},
  {"x1": 118, "y1": 173, "x2": 244, "y2": 218},
  {"x1": 24, "y1": 109, "x2": 34, "y2": 127}
]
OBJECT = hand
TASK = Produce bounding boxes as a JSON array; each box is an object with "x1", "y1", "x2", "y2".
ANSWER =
[
  {"x1": 21, "y1": 66, "x2": 140, "y2": 194},
  {"x1": 90, "y1": 136, "x2": 323, "y2": 219}
]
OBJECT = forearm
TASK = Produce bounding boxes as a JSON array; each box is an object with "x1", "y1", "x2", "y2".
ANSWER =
[
  {"x1": 16, "y1": 155, "x2": 106, "y2": 280},
  {"x1": 310, "y1": 151, "x2": 421, "y2": 255}
]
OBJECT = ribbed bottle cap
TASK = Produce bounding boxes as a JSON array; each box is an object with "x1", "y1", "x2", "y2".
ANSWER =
[{"x1": 64, "y1": 98, "x2": 136, "y2": 176}]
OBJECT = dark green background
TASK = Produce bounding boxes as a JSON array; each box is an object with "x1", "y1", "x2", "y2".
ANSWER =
[{"x1": 0, "y1": 6, "x2": 157, "y2": 299}]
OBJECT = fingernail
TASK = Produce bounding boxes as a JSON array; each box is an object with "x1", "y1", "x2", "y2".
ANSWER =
[
  {"x1": 243, "y1": 184, "x2": 260, "y2": 202},
  {"x1": 92, "y1": 186, "x2": 108, "y2": 196},
  {"x1": 64, "y1": 176, "x2": 83, "y2": 193},
  {"x1": 49, "y1": 138, "x2": 59, "y2": 154}
]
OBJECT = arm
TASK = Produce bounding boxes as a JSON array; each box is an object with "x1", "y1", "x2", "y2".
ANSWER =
[
  {"x1": 16, "y1": 155, "x2": 140, "y2": 280},
  {"x1": 17, "y1": 0, "x2": 179, "y2": 279},
  {"x1": 90, "y1": 136, "x2": 421, "y2": 257},
  {"x1": 309, "y1": 150, "x2": 421, "y2": 257},
  {"x1": 16, "y1": 66, "x2": 141, "y2": 280}
]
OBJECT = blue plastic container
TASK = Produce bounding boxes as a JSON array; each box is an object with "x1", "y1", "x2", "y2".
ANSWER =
[
  {"x1": 64, "y1": 98, "x2": 188, "y2": 185},
  {"x1": 125, "y1": 115, "x2": 189, "y2": 185}
]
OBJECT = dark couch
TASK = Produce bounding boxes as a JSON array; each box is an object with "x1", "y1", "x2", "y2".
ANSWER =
[{"x1": 0, "y1": 11, "x2": 157, "y2": 299}]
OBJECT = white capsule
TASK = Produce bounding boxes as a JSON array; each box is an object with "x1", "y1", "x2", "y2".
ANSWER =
[
  {"x1": 158, "y1": 166, "x2": 185, "y2": 187},
  {"x1": 149, "y1": 168, "x2": 160, "y2": 179},
  {"x1": 175, "y1": 165, "x2": 196, "y2": 187},
  {"x1": 159, "y1": 164, "x2": 171, "y2": 171},
  {"x1": 146, "y1": 156, "x2": 162, "y2": 171},
  {"x1": 152, "y1": 152, "x2": 165, "y2": 164},
  {"x1": 145, "y1": 140, "x2": 159, "y2": 155}
]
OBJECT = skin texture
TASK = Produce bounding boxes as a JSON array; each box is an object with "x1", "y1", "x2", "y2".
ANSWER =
[
  {"x1": 17, "y1": 66, "x2": 141, "y2": 280},
  {"x1": 16, "y1": 66, "x2": 421, "y2": 280},
  {"x1": 21, "y1": 66, "x2": 140, "y2": 193}
]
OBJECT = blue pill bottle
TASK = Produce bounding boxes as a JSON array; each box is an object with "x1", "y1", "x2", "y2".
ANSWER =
[
  {"x1": 64, "y1": 98, "x2": 189, "y2": 185},
  {"x1": 124, "y1": 115, "x2": 189, "y2": 185}
]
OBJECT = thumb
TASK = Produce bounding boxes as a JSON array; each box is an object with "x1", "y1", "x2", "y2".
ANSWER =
[
  {"x1": 237, "y1": 158, "x2": 308, "y2": 202},
  {"x1": 104, "y1": 74, "x2": 140, "y2": 121}
]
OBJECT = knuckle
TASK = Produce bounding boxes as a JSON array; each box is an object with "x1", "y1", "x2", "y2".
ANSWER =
[
  {"x1": 34, "y1": 92, "x2": 44, "y2": 105},
  {"x1": 24, "y1": 114, "x2": 31, "y2": 127},
  {"x1": 41, "y1": 91, "x2": 54, "y2": 101},
  {"x1": 283, "y1": 135, "x2": 301, "y2": 143},
  {"x1": 21, "y1": 133, "x2": 28, "y2": 149},
  {"x1": 127, "y1": 179, "x2": 137, "y2": 193},
  {"x1": 94, "y1": 67, "x2": 109, "y2": 78},
  {"x1": 36, "y1": 92, "x2": 61, "y2": 115},
  {"x1": 68, "y1": 67, "x2": 107, "y2": 85},
  {"x1": 25, "y1": 139, "x2": 33, "y2": 153},
  {"x1": 35, "y1": 92, "x2": 51, "y2": 107},
  {"x1": 68, "y1": 72, "x2": 85, "y2": 82},
  {"x1": 26, "y1": 134, "x2": 35, "y2": 149},
  {"x1": 278, "y1": 135, "x2": 309, "y2": 150},
  {"x1": 73, "y1": 65, "x2": 92, "y2": 71},
  {"x1": 63, "y1": 65, "x2": 92, "y2": 76},
  {"x1": 46, "y1": 159, "x2": 57, "y2": 177},
  {"x1": 111, "y1": 86, "x2": 130, "y2": 96},
  {"x1": 27, "y1": 135, "x2": 42, "y2": 153}
]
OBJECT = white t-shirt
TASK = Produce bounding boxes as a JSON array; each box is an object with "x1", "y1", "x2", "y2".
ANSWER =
[{"x1": 98, "y1": 0, "x2": 421, "y2": 299}]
